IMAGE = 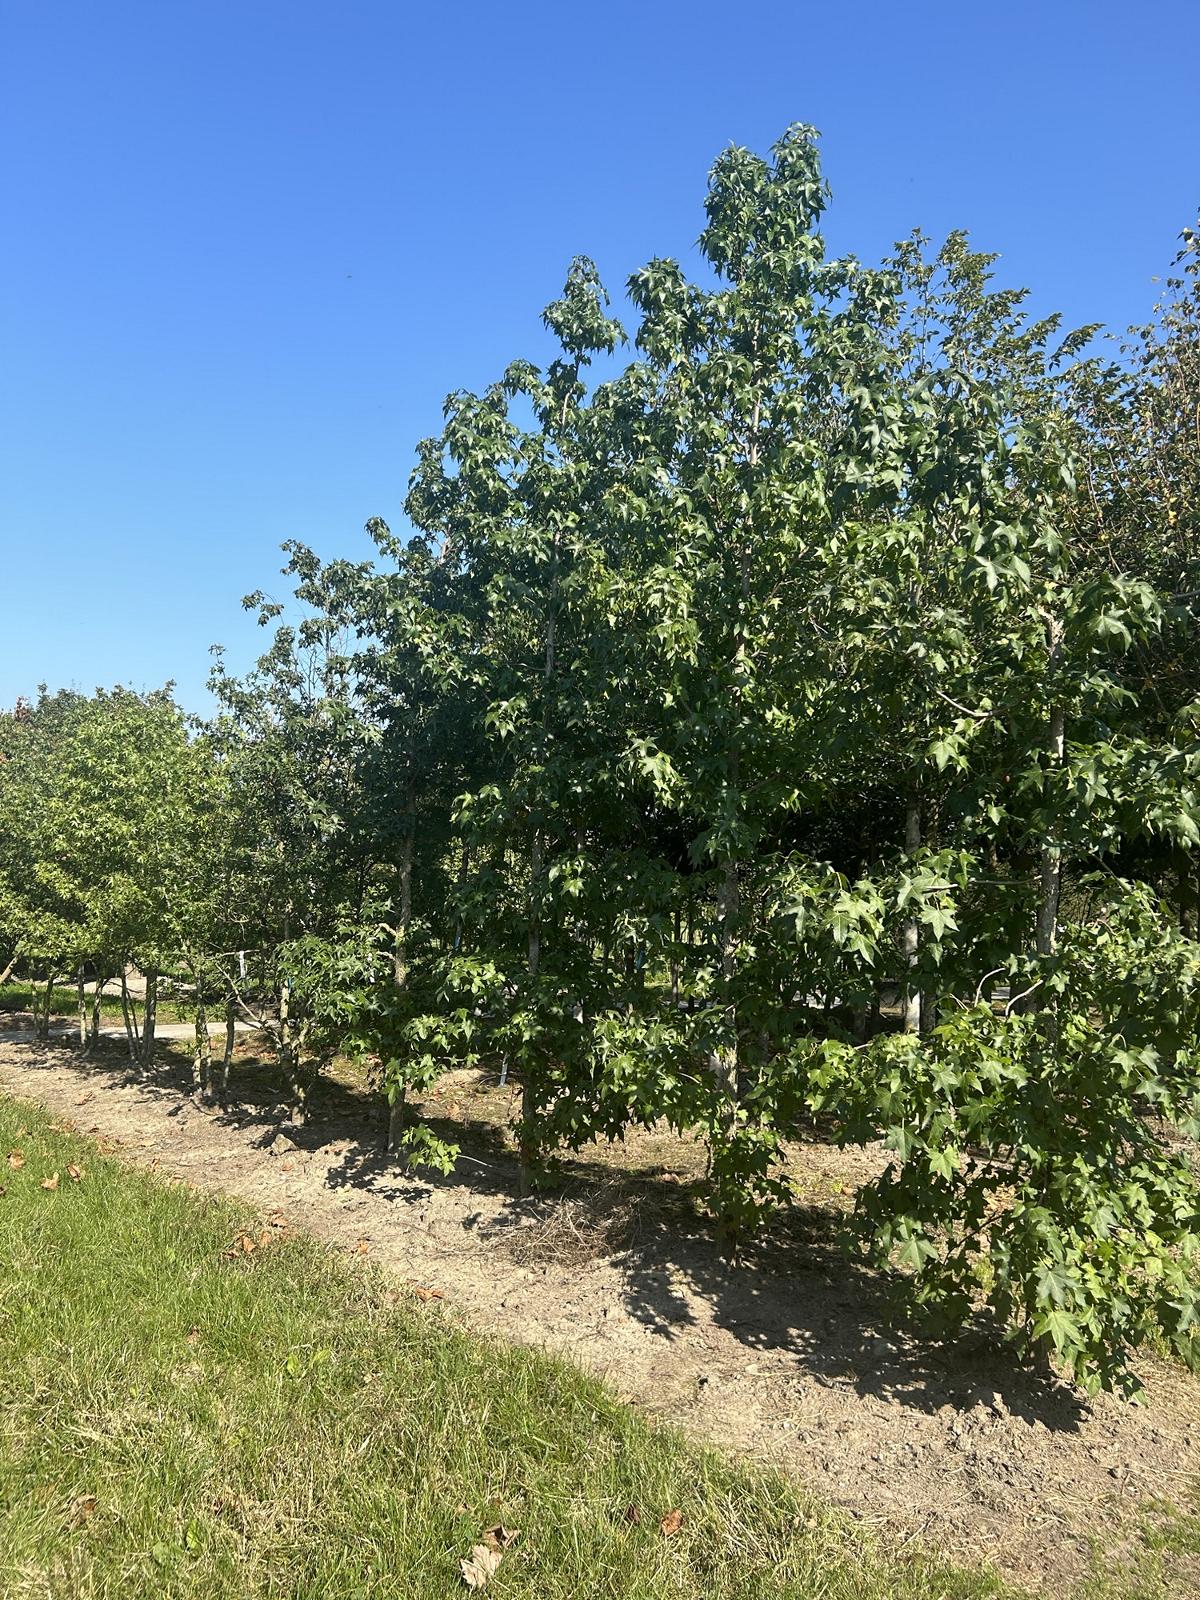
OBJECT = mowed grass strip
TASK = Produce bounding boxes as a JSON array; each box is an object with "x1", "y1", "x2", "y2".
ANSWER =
[{"x1": 0, "y1": 1094, "x2": 1016, "y2": 1600}]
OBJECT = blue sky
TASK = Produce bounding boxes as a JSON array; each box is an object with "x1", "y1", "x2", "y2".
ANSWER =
[{"x1": 2, "y1": 0, "x2": 1197, "y2": 712}]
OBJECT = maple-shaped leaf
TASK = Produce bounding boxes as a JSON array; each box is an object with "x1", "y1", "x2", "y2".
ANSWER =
[{"x1": 460, "y1": 1543, "x2": 502, "y2": 1589}]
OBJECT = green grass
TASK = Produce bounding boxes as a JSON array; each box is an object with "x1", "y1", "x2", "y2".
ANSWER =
[
  {"x1": 0, "y1": 1094, "x2": 1024, "y2": 1600},
  {"x1": 0, "y1": 981, "x2": 184, "y2": 1025}
]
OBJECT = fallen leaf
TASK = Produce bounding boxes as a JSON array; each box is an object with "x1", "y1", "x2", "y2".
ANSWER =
[
  {"x1": 280, "y1": 1159, "x2": 295, "y2": 1173},
  {"x1": 68, "y1": 1493, "x2": 98, "y2": 1526},
  {"x1": 259, "y1": 1229, "x2": 273, "y2": 1249},
  {"x1": 460, "y1": 1544, "x2": 502, "y2": 1589},
  {"x1": 482, "y1": 1525, "x2": 519, "y2": 1551},
  {"x1": 413, "y1": 1285, "x2": 444, "y2": 1303},
  {"x1": 624, "y1": 1504, "x2": 642, "y2": 1526},
  {"x1": 75, "y1": 1092, "x2": 94, "y2": 1105},
  {"x1": 7, "y1": 1151, "x2": 25, "y2": 1170},
  {"x1": 659, "y1": 1509, "x2": 683, "y2": 1538},
  {"x1": 41, "y1": 1172, "x2": 60, "y2": 1191},
  {"x1": 240, "y1": 1234, "x2": 256, "y2": 1254},
  {"x1": 354, "y1": 1240, "x2": 370, "y2": 1256},
  {"x1": 66, "y1": 1163, "x2": 84, "y2": 1183}
]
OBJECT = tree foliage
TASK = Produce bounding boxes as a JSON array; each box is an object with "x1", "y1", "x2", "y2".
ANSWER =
[{"x1": 4, "y1": 136, "x2": 1199, "y2": 1396}]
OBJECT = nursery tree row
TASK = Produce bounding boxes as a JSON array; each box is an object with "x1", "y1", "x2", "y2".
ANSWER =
[{"x1": 3, "y1": 129, "x2": 1200, "y2": 1395}]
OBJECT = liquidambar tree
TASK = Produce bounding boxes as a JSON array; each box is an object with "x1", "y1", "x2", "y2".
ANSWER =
[{"x1": 215, "y1": 130, "x2": 1200, "y2": 1396}]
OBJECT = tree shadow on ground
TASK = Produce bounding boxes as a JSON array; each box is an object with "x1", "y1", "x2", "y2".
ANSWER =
[{"x1": 12, "y1": 1038, "x2": 1086, "y2": 1432}]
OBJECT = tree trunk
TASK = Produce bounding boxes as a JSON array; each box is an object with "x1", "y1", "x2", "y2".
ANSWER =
[
  {"x1": 36, "y1": 975, "x2": 54, "y2": 1041},
  {"x1": 0, "y1": 953, "x2": 17, "y2": 987},
  {"x1": 140, "y1": 972, "x2": 158, "y2": 1067},
  {"x1": 387, "y1": 1088, "x2": 406, "y2": 1155},
  {"x1": 120, "y1": 970, "x2": 140, "y2": 1061},
  {"x1": 714, "y1": 857, "x2": 740, "y2": 1120},
  {"x1": 902, "y1": 799, "x2": 922, "y2": 1033},
  {"x1": 221, "y1": 997, "x2": 236, "y2": 1103},
  {"x1": 385, "y1": 806, "x2": 415, "y2": 1161},
  {"x1": 193, "y1": 999, "x2": 212, "y2": 1104},
  {"x1": 89, "y1": 972, "x2": 104, "y2": 1051},
  {"x1": 278, "y1": 976, "x2": 306, "y2": 1125},
  {"x1": 1037, "y1": 705, "x2": 1067, "y2": 1044},
  {"x1": 519, "y1": 827, "x2": 543, "y2": 1196},
  {"x1": 76, "y1": 967, "x2": 86, "y2": 1050}
]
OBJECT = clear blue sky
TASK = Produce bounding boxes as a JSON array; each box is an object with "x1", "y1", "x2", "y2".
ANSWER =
[{"x1": 2, "y1": 0, "x2": 1197, "y2": 712}]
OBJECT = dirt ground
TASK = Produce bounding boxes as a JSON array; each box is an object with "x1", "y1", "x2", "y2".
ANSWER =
[{"x1": 2, "y1": 1036, "x2": 1198, "y2": 1596}]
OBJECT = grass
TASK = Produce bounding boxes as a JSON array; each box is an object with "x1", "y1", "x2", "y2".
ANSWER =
[
  {"x1": 0, "y1": 981, "x2": 184, "y2": 1026},
  {"x1": 0, "y1": 1094, "x2": 1024, "y2": 1600}
]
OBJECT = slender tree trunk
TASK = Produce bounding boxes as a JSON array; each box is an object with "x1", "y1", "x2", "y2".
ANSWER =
[
  {"x1": 140, "y1": 972, "x2": 158, "y2": 1067},
  {"x1": 279, "y1": 976, "x2": 306, "y2": 1125},
  {"x1": 0, "y1": 953, "x2": 17, "y2": 987},
  {"x1": 89, "y1": 972, "x2": 104, "y2": 1051},
  {"x1": 193, "y1": 998, "x2": 211, "y2": 1104},
  {"x1": 519, "y1": 531, "x2": 560, "y2": 1197},
  {"x1": 37, "y1": 975, "x2": 54, "y2": 1041},
  {"x1": 920, "y1": 801, "x2": 940, "y2": 1036},
  {"x1": 77, "y1": 967, "x2": 86, "y2": 1050},
  {"x1": 452, "y1": 837, "x2": 470, "y2": 952},
  {"x1": 386, "y1": 809, "x2": 415, "y2": 1160},
  {"x1": 714, "y1": 857, "x2": 740, "y2": 1119},
  {"x1": 902, "y1": 799, "x2": 922, "y2": 1033},
  {"x1": 519, "y1": 828, "x2": 543, "y2": 1197},
  {"x1": 222, "y1": 996, "x2": 236, "y2": 1103},
  {"x1": 1037, "y1": 705, "x2": 1067, "y2": 1044},
  {"x1": 120, "y1": 970, "x2": 139, "y2": 1061}
]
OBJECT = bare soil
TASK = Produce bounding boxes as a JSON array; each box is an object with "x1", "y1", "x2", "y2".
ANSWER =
[{"x1": 2, "y1": 1036, "x2": 1197, "y2": 1596}]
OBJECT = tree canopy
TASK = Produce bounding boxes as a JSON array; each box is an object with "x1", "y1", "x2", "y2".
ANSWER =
[{"x1": 4, "y1": 129, "x2": 1200, "y2": 1397}]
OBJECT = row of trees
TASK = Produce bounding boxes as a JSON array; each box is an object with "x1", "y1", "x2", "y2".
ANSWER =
[{"x1": 3, "y1": 128, "x2": 1199, "y2": 1395}]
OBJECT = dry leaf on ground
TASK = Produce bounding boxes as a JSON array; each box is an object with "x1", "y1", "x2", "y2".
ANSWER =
[
  {"x1": 413, "y1": 1285, "x2": 444, "y2": 1302},
  {"x1": 482, "y1": 1525, "x2": 519, "y2": 1551},
  {"x1": 66, "y1": 1163, "x2": 84, "y2": 1182},
  {"x1": 460, "y1": 1543, "x2": 502, "y2": 1589},
  {"x1": 41, "y1": 1172, "x2": 60, "y2": 1191},
  {"x1": 7, "y1": 1150, "x2": 24, "y2": 1169},
  {"x1": 68, "y1": 1494, "x2": 97, "y2": 1526},
  {"x1": 659, "y1": 1509, "x2": 683, "y2": 1537}
]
